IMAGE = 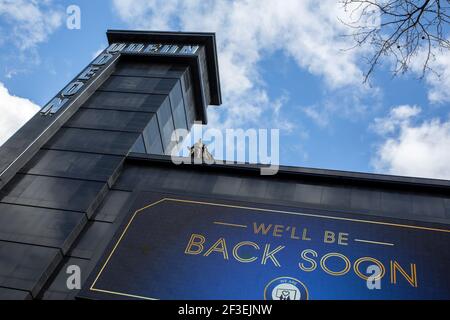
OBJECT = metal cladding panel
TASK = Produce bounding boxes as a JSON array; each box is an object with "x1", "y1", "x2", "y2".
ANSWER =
[
  {"x1": 0, "y1": 203, "x2": 86, "y2": 253},
  {"x1": 130, "y1": 135, "x2": 146, "y2": 154},
  {"x1": 0, "y1": 174, "x2": 107, "y2": 215},
  {"x1": 445, "y1": 199, "x2": 450, "y2": 217},
  {"x1": 112, "y1": 164, "x2": 164, "y2": 191},
  {"x1": 114, "y1": 61, "x2": 188, "y2": 78},
  {"x1": 142, "y1": 116, "x2": 164, "y2": 155},
  {"x1": 69, "y1": 221, "x2": 116, "y2": 260},
  {"x1": 412, "y1": 194, "x2": 447, "y2": 218},
  {"x1": 197, "y1": 46, "x2": 211, "y2": 105},
  {"x1": 92, "y1": 190, "x2": 133, "y2": 223},
  {"x1": 20, "y1": 149, "x2": 123, "y2": 183},
  {"x1": 320, "y1": 185, "x2": 352, "y2": 208},
  {"x1": 45, "y1": 128, "x2": 139, "y2": 156},
  {"x1": 238, "y1": 177, "x2": 268, "y2": 197},
  {"x1": 0, "y1": 287, "x2": 32, "y2": 300},
  {"x1": 100, "y1": 75, "x2": 178, "y2": 95},
  {"x1": 263, "y1": 180, "x2": 297, "y2": 201},
  {"x1": 113, "y1": 162, "x2": 450, "y2": 224},
  {"x1": 211, "y1": 174, "x2": 244, "y2": 196},
  {"x1": 82, "y1": 91, "x2": 167, "y2": 113},
  {"x1": 0, "y1": 241, "x2": 62, "y2": 297},
  {"x1": 380, "y1": 191, "x2": 414, "y2": 218},
  {"x1": 293, "y1": 183, "x2": 324, "y2": 206},
  {"x1": 156, "y1": 97, "x2": 176, "y2": 154},
  {"x1": 350, "y1": 188, "x2": 382, "y2": 212},
  {"x1": 66, "y1": 108, "x2": 155, "y2": 133},
  {"x1": 181, "y1": 66, "x2": 197, "y2": 127},
  {"x1": 169, "y1": 80, "x2": 188, "y2": 130}
]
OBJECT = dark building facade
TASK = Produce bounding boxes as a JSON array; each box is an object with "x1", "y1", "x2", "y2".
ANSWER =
[{"x1": 0, "y1": 31, "x2": 449, "y2": 300}]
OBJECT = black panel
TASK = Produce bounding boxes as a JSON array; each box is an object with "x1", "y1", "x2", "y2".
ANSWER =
[
  {"x1": 169, "y1": 80, "x2": 188, "y2": 130},
  {"x1": 0, "y1": 287, "x2": 32, "y2": 300},
  {"x1": 156, "y1": 97, "x2": 176, "y2": 154},
  {"x1": 160, "y1": 169, "x2": 194, "y2": 190},
  {"x1": 321, "y1": 185, "x2": 352, "y2": 208},
  {"x1": 185, "y1": 171, "x2": 219, "y2": 194},
  {"x1": 350, "y1": 188, "x2": 381, "y2": 212},
  {"x1": 211, "y1": 175, "x2": 243, "y2": 196},
  {"x1": 114, "y1": 162, "x2": 450, "y2": 224},
  {"x1": 69, "y1": 221, "x2": 116, "y2": 260},
  {"x1": 445, "y1": 199, "x2": 450, "y2": 218},
  {"x1": 143, "y1": 116, "x2": 164, "y2": 154},
  {"x1": 293, "y1": 183, "x2": 323, "y2": 205},
  {"x1": 0, "y1": 203, "x2": 86, "y2": 253},
  {"x1": 94, "y1": 190, "x2": 132, "y2": 223},
  {"x1": 82, "y1": 91, "x2": 167, "y2": 113},
  {"x1": 0, "y1": 174, "x2": 106, "y2": 216},
  {"x1": 238, "y1": 178, "x2": 268, "y2": 198},
  {"x1": 181, "y1": 69, "x2": 197, "y2": 126},
  {"x1": 264, "y1": 180, "x2": 297, "y2": 201},
  {"x1": 114, "y1": 61, "x2": 188, "y2": 78},
  {"x1": 130, "y1": 135, "x2": 147, "y2": 153},
  {"x1": 45, "y1": 128, "x2": 139, "y2": 156},
  {"x1": 100, "y1": 75, "x2": 177, "y2": 94},
  {"x1": 21, "y1": 149, "x2": 123, "y2": 183},
  {"x1": 66, "y1": 108, "x2": 154, "y2": 132},
  {"x1": 0, "y1": 241, "x2": 61, "y2": 297},
  {"x1": 380, "y1": 191, "x2": 413, "y2": 218},
  {"x1": 412, "y1": 194, "x2": 447, "y2": 219},
  {"x1": 112, "y1": 165, "x2": 157, "y2": 191}
]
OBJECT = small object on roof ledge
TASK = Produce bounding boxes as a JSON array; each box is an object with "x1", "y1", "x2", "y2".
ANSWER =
[{"x1": 188, "y1": 139, "x2": 214, "y2": 162}]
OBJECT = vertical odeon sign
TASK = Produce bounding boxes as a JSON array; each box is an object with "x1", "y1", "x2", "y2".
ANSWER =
[{"x1": 40, "y1": 42, "x2": 200, "y2": 116}]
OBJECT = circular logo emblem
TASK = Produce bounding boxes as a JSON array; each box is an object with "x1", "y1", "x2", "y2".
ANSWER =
[{"x1": 264, "y1": 277, "x2": 309, "y2": 300}]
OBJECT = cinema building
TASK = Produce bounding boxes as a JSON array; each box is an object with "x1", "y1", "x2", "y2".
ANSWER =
[{"x1": 0, "y1": 30, "x2": 448, "y2": 300}]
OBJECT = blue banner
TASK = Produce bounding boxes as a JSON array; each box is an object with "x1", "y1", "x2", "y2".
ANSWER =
[{"x1": 81, "y1": 193, "x2": 450, "y2": 300}]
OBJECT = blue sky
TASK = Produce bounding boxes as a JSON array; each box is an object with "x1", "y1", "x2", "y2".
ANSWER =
[{"x1": 0, "y1": 0, "x2": 449, "y2": 179}]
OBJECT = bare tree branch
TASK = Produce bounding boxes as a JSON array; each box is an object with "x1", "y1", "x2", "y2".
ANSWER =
[{"x1": 340, "y1": 0, "x2": 450, "y2": 82}]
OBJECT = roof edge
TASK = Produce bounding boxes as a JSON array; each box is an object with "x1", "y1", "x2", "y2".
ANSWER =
[{"x1": 126, "y1": 153, "x2": 450, "y2": 193}]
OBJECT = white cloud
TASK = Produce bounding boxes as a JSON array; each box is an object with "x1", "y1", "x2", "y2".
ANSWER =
[
  {"x1": 372, "y1": 105, "x2": 450, "y2": 180},
  {"x1": 422, "y1": 52, "x2": 450, "y2": 104},
  {"x1": 372, "y1": 105, "x2": 421, "y2": 135},
  {"x1": 302, "y1": 86, "x2": 379, "y2": 128},
  {"x1": 303, "y1": 105, "x2": 330, "y2": 128},
  {"x1": 0, "y1": 0, "x2": 63, "y2": 51},
  {"x1": 0, "y1": 82, "x2": 39, "y2": 146},
  {"x1": 111, "y1": 0, "x2": 370, "y2": 134},
  {"x1": 0, "y1": 1, "x2": 61, "y2": 144},
  {"x1": 409, "y1": 45, "x2": 450, "y2": 104}
]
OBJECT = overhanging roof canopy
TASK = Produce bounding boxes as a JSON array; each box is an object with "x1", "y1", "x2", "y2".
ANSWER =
[{"x1": 106, "y1": 29, "x2": 222, "y2": 106}]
